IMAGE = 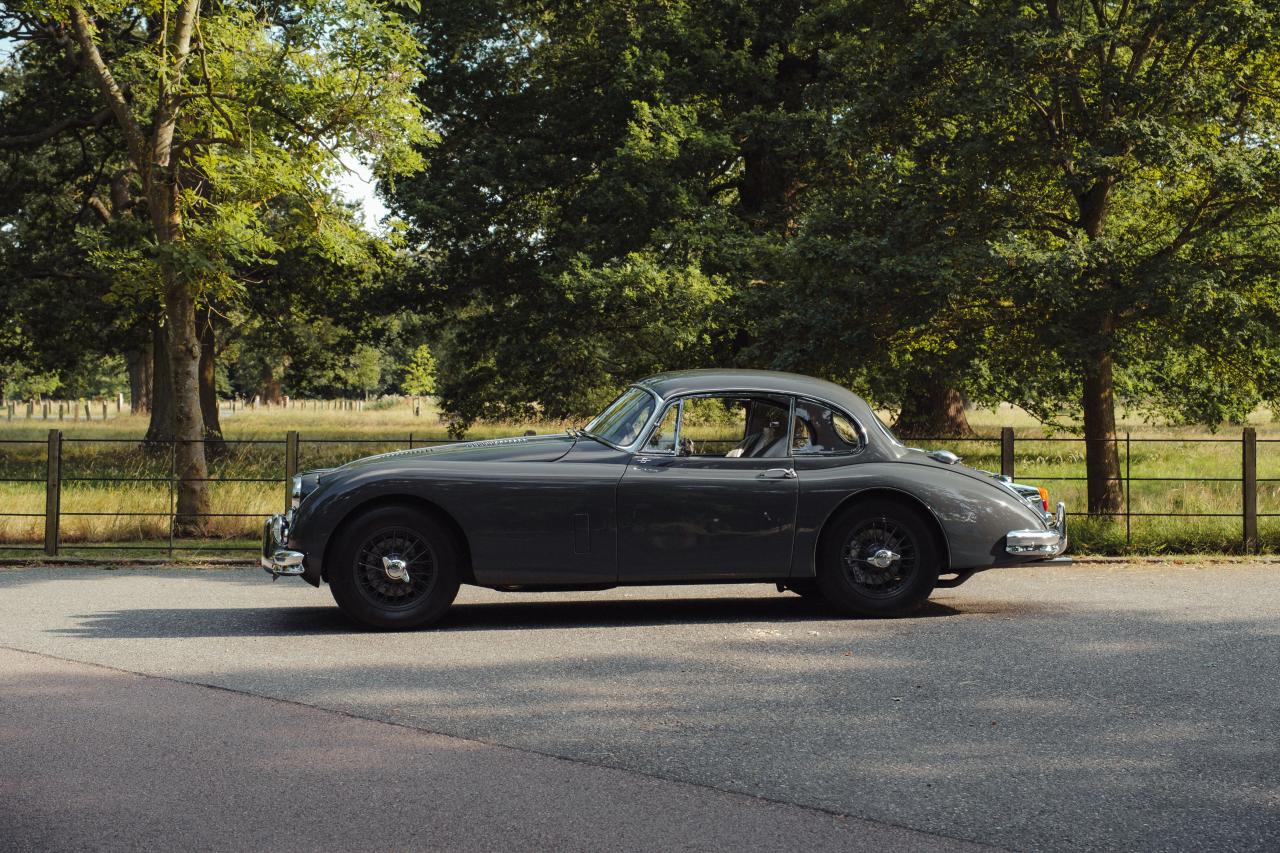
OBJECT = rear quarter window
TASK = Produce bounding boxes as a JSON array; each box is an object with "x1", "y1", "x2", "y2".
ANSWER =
[{"x1": 792, "y1": 399, "x2": 864, "y2": 455}]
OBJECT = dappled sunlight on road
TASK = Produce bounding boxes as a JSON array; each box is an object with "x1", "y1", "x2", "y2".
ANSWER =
[{"x1": 1, "y1": 564, "x2": 1278, "y2": 851}]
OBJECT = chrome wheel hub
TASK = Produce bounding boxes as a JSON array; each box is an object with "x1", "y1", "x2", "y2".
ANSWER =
[
  {"x1": 867, "y1": 548, "x2": 900, "y2": 570},
  {"x1": 382, "y1": 556, "x2": 410, "y2": 583},
  {"x1": 842, "y1": 518, "x2": 918, "y2": 596}
]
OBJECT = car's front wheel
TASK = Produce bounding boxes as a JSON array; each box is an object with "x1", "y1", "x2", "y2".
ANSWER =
[
  {"x1": 328, "y1": 505, "x2": 460, "y2": 630},
  {"x1": 816, "y1": 499, "x2": 941, "y2": 616}
]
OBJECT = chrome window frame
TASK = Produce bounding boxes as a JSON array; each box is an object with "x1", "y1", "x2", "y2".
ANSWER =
[
  {"x1": 612, "y1": 384, "x2": 873, "y2": 459},
  {"x1": 640, "y1": 398, "x2": 684, "y2": 456},
  {"x1": 636, "y1": 390, "x2": 796, "y2": 460},
  {"x1": 789, "y1": 395, "x2": 868, "y2": 458},
  {"x1": 583, "y1": 385, "x2": 663, "y2": 451}
]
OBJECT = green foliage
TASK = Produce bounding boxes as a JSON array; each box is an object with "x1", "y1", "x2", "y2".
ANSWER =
[
  {"x1": 393, "y1": 0, "x2": 1280, "y2": 436},
  {"x1": 1, "y1": 0, "x2": 430, "y2": 408},
  {"x1": 402, "y1": 344, "x2": 437, "y2": 396},
  {"x1": 345, "y1": 345, "x2": 384, "y2": 395},
  {"x1": 0, "y1": 362, "x2": 61, "y2": 399},
  {"x1": 862, "y1": 0, "x2": 1280, "y2": 424}
]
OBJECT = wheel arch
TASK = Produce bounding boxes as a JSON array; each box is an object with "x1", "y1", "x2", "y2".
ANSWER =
[
  {"x1": 321, "y1": 494, "x2": 475, "y2": 585},
  {"x1": 815, "y1": 487, "x2": 951, "y2": 573}
]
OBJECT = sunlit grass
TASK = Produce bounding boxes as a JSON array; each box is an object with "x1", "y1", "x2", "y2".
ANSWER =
[{"x1": 2, "y1": 397, "x2": 1279, "y2": 556}]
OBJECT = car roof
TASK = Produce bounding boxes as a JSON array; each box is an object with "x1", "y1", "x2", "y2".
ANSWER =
[
  {"x1": 631, "y1": 369, "x2": 900, "y2": 457},
  {"x1": 635, "y1": 369, "x2": 866, "y2": 411}
]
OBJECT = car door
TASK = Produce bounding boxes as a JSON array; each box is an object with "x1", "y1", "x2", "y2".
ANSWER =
[{"x1": 616, "y1": 393, "x2": 799, "y2": 581}]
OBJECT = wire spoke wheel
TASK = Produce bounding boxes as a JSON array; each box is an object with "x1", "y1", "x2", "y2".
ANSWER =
[
  {"x1": 353, "y1": 526, "x2": 438, "y2": 609},
  {"x1": 841, "y1": 517, "x2": 919, "y2": 599}
]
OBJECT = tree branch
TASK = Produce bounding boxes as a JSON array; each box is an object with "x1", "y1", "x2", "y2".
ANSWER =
[
  {"x1": 67, "y1": 4, "x2": 148, "y2": 167},
  {"x1": 194, "y1": 17, "x2": 238, "y2": 144},
  {"x1": 151, "y1": 0, "x2": 203, "y2": 170},
  {"x1": 85, "y1": 196, "x2": 112, "y2": 224},
  {"x1": 0, "y1": 106, "x2": 112, "y2": 148}
]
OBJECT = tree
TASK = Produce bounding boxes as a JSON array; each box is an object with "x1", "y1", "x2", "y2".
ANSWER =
[
  {"x1": 394, "y1": 2, "x2": 998, "y2": 432},
  {"x1": 865, "y1": 1, "x2": 1280, "y2": 512},
  {"x1": 394, "y1": 0, "x2": 747, "y2": 425},
  {"x1": 402, "y1": 344, "x2": 437, "y2": 396},
  {"x1": 3, "y1": 1, "x2": 429, "y2": 529},
  {"x1": 346, "y1": 345, "x2": 384, "y2": 399}
]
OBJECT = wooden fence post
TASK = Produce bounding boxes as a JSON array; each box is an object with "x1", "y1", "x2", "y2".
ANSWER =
[
  {"x1": 1000, "y1": 427, "x2": 1015, "y2": 479},
  {"x1": 44, "y1": 429, "x2": 61, "y2": 557},
  {"x1": 284, "y1": 430, "x2": 299, "y2": 513},
  {"x1": 1243, "y1": 427, "x2": 1257, "y2": 553}
]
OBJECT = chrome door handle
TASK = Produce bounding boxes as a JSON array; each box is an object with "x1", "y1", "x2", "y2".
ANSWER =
[{"x1": 758, "y1": 467, "x2": 797, "y2": 480}]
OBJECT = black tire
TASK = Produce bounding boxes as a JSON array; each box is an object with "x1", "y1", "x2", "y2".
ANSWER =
[
  {"x1": 816, "y1": 499, "x2": 941, "y2": 616},
  {"x1": 328, "y1": 504, "x2": 461, "y2": 630}
]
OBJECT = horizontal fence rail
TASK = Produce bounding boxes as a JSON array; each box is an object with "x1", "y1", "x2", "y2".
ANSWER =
[{"x1": 0, "y1": 427, "x2": 1275, "y2": 557}]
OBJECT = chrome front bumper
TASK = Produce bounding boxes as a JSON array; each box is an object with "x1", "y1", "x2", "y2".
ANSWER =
[
  {"x1": 1006, "y1": 501, "x2": 1069, "y2": 557},
  {"x1": 261, "y1": 513, "x2": 306, "y2": 576}
]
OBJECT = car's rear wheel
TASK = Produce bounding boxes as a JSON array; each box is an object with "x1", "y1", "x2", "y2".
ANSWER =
[
  {"x1": 328, "y1": 505, "x2": 460, "y2": 630},
  {"x1": 816, "y1": 499, "x2": 941, "y2": 616}
]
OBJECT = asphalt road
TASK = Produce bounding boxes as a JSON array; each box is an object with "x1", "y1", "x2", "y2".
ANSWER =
[{"x1": 0, "y1": 561, "x2": 1277, "y2": 851}]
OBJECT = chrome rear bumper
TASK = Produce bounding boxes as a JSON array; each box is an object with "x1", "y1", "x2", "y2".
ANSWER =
[
  {"x1": 1006, "y1": 502, "x2": 1069, "y2": 557},
  {"x1": 261, "y1": 513, "x2": 306, "y2": 576}
]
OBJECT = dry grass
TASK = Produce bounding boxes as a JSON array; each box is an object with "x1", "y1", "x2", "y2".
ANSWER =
[{"x1": 2, "y1": 397, "x2": 1279, "y2": 556}]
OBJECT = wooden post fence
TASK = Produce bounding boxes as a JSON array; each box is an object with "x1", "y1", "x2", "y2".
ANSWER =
[
  {"x1": 1243, "y1": 427, "x2": 1257, "y2": 553},
  {"x1": 1000, "y1": 427, "x2": 1014, "y2": 479},
  {"x1": 44, "y1": 429, "x2": 61, "y2": 556},
  {"x1": 284, "y1": 430, "x2": 300, "y2": 513}
]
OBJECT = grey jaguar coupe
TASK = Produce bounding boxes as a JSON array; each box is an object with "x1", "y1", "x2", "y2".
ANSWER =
[{"x1": 263, "y1": 369, "x2": 1068, "y2": 629}]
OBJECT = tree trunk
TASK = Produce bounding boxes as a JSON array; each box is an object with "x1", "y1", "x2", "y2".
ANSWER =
[
  {"x1": 895, "y1": 381, "x2": 973, "y2": 439},
  {"x1": 198, "y1": 311, "x2": 223, "y2": 446},
  {"x1": 260, "y1": 364, "x2": 284, "y2": 405},
  {"x1": 67, "y1": 0, "x2": 209, "y2": 532},
  {"x1": 1075, "y1": 181, "x2": 1123, "y2": 516},
  {"x1": 125, "y1": 343, "x2": 152, "y2": 414},
  {"x1": 1082, "y1": 348, "x2": 1123, "y2": 515},
  {"x1": 145, "y1": 320, "x2": 175, "y2": 443},
  {"x1": 167, "y1": 283, "x2": 211, "y2": 534}
]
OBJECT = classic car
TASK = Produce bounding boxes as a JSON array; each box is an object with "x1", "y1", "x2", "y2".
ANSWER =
[{"x1": 262, "y1": 369, "x2": 1068, "y2": 629}]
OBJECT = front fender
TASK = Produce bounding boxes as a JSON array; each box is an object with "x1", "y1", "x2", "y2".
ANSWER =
[{"x1": 287, "y1": 467, "x2": 431, "y2": 585}]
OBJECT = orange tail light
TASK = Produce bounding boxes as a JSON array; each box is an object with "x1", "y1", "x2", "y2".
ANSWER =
[{"x1": 1037, "y1": 487, "x2": 1050, "y2": 512}]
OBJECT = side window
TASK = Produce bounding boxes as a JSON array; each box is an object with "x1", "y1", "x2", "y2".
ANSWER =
[
  {"x1": 792, "y1": 399, "x2": 864, "y2": 455},
  {"x1": 644, "y1": 403, "x2": 680, "y2": 453},
  {"x1": 683, "y1": 395, "x2": 790, "y2": 458}
]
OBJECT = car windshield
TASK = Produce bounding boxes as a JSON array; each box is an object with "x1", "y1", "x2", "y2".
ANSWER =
[{"x1": 582, "y1": 387, "x2": 656, "y2": 448}]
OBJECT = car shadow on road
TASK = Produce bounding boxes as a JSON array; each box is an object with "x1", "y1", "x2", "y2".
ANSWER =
[{"x1": 50, "y1": 596, "x2": 966, "y2": 639}]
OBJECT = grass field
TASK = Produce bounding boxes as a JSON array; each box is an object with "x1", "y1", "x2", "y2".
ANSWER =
[{"x1": 3, "y1": 397, "x2": 1280, "y2": 556}]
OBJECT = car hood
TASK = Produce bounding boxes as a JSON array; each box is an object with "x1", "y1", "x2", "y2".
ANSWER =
[{"x1": 334, "y1": 433, "x2": 578, "y2": 473}]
